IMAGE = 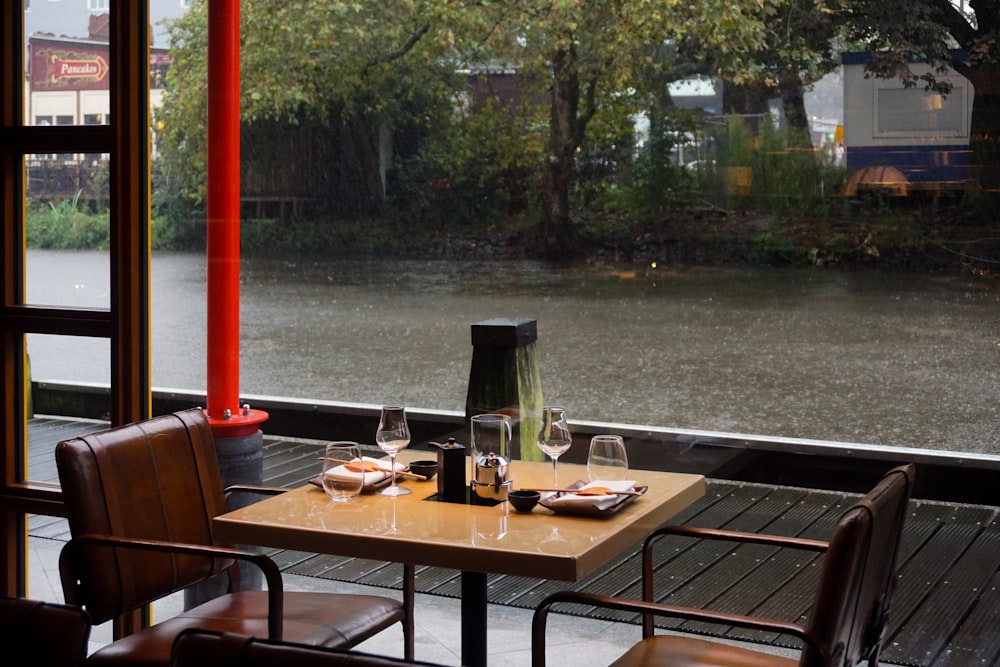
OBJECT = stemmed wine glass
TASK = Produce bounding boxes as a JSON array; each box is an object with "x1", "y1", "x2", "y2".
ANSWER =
[
  {"x1": 536, "y1": 406, "x2": 572, "y2": 487},
  {"x1": 587, "y1": 434, "x2": 628, "y2": 482},
  {"x1": 376, "y1": 405, "x2": 411, "y2": 496}
]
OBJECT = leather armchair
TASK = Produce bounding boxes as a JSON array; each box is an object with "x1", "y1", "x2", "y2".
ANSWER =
[
  {"x1": 532, "y1": 464, "x2": 914, "y2": 667},
  {"x1": 56, "y1": 408, "x2": 414, "y2": 665},
  {"x1": 0, "y1": 596, "x2": 91, "y2": 666}
]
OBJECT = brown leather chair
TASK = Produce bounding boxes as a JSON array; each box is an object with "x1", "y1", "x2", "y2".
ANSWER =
[
  {"x1": 170, "y1": 628, "x2": 446, "y2": 666},
  {"x1": 56, "y1": 408, "x2": 414, "y2": 666},
  {"x1": 0, "y1": 596, "x2": 91, "y2": 666},
  {"x1": 532, "y1": 464, "x2": 914, "y2": 667}
]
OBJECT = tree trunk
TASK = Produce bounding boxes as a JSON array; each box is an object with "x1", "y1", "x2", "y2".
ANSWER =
[
  {"x1": 964, "y1": 66, "x2": 1000, "y2": 194},
  {"x1": 778, "y1": 70, "x2": 811, "y2": 148},
  {"x1": 540, "y1": 48, "x2": 580, "y2": 255},
  {"x1": 722, "y1": 81, "x2": 771, "y2": 115}
]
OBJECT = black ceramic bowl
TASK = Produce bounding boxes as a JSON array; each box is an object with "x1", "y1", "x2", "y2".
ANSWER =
[
  {"x1": 408, "y1": 460, "x2": 438, "y2": 481},
  {"x1": 508, "y1": 489, "x2": 541, "y2": 513}
]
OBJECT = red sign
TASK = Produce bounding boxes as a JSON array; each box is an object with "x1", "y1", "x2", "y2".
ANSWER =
[
  {"x1": 29, "y1": 36, "x2": 172, "y2": 92},
  {"x1": 30, "y1": 37, "x2": 111, "y2": 92},
  {"x1": 47, "y1": 54, "x2": 110, "y2": 84}
]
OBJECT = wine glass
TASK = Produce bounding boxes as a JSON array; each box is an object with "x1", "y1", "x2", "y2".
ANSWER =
[
  {"x1": 587, "y1": 435, "x2": 628, "y2": 482},
  {"x1": 321, "y1": 441, "x2": 364, "y2": 503},
  {"x1": 376, "y1": 405, "x2": 411, "y2": 496},
  {"x1": 536, "y1": 406, "x2": 572, "y2": 487}
]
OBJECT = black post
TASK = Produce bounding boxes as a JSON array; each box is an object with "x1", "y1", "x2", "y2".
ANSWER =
[{"x1": 466, "y1": 318, "x2": 544, "y2": 462}]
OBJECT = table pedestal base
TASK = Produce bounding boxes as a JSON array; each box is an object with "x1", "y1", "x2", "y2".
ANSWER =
[{"x1": 461, "y1": 571, "x2": 488, "y2": 667}]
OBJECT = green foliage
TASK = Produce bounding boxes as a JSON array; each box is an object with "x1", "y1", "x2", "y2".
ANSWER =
[
  {"x1": 26, "y1": 193, "x2": 110, "y2": 249},
  {"x1": 151, "y1": 213, "x2": 204, "y2": 251},
  {"x1": 750, "y1": 229, "x2": 812, "y2": 264},
  {"x1": 240, "y1": 218, "x2": 412, "y2": 257},
  {"x1": 598, "y1": 113, "x2": 699, "y2": 214},
  {"x1": 389, "y1": 100, "x2": 542, "y2": 226},
  {"x1": 155, "y1": 0, "x2": 464, "y2": 231},
  {"x1": 750, "y1": 121, "x2": 845, "y2": 218},
  {"x1": 701, "y1": 115, "x2": 845, "y2": 218}
]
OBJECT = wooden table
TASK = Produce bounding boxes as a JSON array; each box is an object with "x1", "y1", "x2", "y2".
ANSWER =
[{"x1": 213, "y1": 453, "x2": 704, "y2": 666}]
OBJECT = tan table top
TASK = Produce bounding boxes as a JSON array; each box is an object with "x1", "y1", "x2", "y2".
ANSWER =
[{"x1": 213, "y1": 452, "x2": 705, "y2": 582}]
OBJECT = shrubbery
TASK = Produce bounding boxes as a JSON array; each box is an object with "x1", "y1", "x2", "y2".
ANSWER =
[{"x1": 27, "y1": 193, "x2": 110, "y2": 249}]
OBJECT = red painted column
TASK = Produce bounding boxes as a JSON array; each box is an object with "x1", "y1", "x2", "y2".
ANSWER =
[{"x1": 205, "y1": 0, "x2": 266, "y2": 437}]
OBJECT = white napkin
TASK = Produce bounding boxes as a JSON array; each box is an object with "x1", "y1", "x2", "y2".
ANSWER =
[
  {"x1": 323, "y1": 456, "x2": 405, "y2": 487},
  {"x1": 544, "y1": 480, "x2": 637, "y2": 510}
]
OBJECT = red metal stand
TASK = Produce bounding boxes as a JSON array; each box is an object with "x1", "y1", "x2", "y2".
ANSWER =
[{"x1": 205, "y1": 0, "x2": 266, "y2": 437}]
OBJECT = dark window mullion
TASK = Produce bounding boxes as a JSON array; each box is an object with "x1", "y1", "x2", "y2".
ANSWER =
[{"x1": 0, "y1": 124, "x2": 113, "y2": 154}]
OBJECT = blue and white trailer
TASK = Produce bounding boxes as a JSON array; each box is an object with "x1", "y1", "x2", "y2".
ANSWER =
[{"x1": 842, "y1": 52, "x2": 974, "y2": 194}]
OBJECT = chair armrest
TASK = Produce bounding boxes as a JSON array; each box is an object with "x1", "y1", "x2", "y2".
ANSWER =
[
  {"x1": 224, "y1": 484, "x2": 288, "y2": 499},
  {"x1": 640, "y1": 524, "x2": 828, "y2": 636},
  {"x1": 59, "y1": 533, "x2": 285, "y2": 640},
  {"x1": 531, "y1": 590, "x2": 828, "y2": 667},
  {"x1": 647, "y1": 524, "x2": 829, "y2": 553},
  {"x1": 224, "y1": 484, "x2": 288, "y2": 496}
]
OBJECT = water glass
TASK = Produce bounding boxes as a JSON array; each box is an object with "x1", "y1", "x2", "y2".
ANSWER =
[
  {"x1": 470, "y1": 413, "x2": 512, "y2": 458},
  {"x1": 587, "y1": 435, "x2": 628, "y2": 482},
  {"x1": 321, "y1": 441, "x2": 364, "y2": 503},
  {"x1": 470, "y1": 413, "x2": 512, "y2": 478}
]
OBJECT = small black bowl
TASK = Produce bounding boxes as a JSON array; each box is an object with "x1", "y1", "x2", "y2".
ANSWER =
[
  {"x1": 508, "y1": 489, "x2": 541, "y2": 513},
  {"x1": 408, "y1": 460, "x2": 438, "y2": 481}
]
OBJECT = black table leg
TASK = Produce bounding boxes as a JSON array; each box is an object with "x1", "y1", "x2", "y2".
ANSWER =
[{"x1": 461, "y1": 570, "x2": 488, "y2": 667}]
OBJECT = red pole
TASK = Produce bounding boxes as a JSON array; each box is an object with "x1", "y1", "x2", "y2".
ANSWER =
[{"x1": 206, "y1": 0, "x2": 266, "y2": 437}]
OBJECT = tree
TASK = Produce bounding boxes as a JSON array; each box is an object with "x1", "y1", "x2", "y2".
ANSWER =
[
  {"x1": 758, "y1": 0, "x2": 842, "y2": 143},
  {"x1": 468, "y1": 1, "x2": 767, "y2": 254},
  {"x1": 661, "y1": 0, "x2": 840, "y2": 145},
  {"x1": 157, "y1": 1, "x2": 461, "y2": 218},
  {"x1": 842, "y1": 0, "x2": 1000, "y2": 191}
]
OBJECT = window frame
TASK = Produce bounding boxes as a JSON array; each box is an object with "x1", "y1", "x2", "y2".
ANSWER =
[{"x1": 1, "y1": 0, "x2": 152, "y2": 597}]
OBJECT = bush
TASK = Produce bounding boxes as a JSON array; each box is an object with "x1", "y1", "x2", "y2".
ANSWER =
[
  {"x1": 26, "y1": 193, "x2": 110, "y2": 249},
  {"x1": 389, "y1": 101, "x2": 541, "y2": 226}
]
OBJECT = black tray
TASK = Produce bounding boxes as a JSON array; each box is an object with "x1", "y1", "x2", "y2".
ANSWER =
[{"x1": 539, "y1": 481, "x2": 647, "y2": 518}]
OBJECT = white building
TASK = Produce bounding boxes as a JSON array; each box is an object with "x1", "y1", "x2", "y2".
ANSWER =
[
  {"x1": 23, "y1": 2, "x2": 191, "y2": 201},
  {"x1": 24, "y1": 0, "x2": 190, "y2": 49}
]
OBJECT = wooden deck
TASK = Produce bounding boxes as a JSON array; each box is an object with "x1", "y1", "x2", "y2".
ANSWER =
[{"x1": 26, "y1": 417, "x2": 1000, "y2": 666}]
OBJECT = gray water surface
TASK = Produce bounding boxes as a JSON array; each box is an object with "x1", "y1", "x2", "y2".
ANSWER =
[{"x1": 25, "y1": 250, "x2": 1000, "y2": 454}]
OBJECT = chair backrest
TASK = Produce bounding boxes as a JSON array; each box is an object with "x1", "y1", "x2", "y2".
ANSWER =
[
  {"x1": 170, "y1": 629, "x2": 442, "y2": 667},
  {"x1": 56, "y1": 408, "x2": 231, "y2": 623},
  {"x1": 0, "y1": 596, "x2": 91, "y2": 666},
  {"x1": 801, "y1": 464, "x2": 913, "y2": 667}
]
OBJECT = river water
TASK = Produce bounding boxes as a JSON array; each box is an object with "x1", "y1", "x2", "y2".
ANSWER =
[{"x1": 24, "y1": 250, "x2": 1000, "y2": 454}]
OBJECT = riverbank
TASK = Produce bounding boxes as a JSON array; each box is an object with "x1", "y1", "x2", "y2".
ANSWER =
[
  {"x1": 239, "y1": 204, "x2": 1000, "y2": 275},
  {"x1": 548, "y1": 206, "x2": 1000, "y2": 272}
]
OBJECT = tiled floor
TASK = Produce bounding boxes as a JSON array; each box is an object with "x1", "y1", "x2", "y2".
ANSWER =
[{"x1": 30, "y1": 533, "x2": 805, "y2": 666}]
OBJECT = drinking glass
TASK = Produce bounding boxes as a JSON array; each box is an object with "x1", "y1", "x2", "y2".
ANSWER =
[
  {"x1": 536, "y1": 406, "x2": 572, "y2": 487},
  {"x1": 376, "y1": 405, "x2": 411, "y2": 496},
  {"x1": 587, "y1": 435, "x2": 628, "y2": 482},
  {"x1": 470, "y1": 413, "x2": 512, "y2": 469},
  {"x1": 321, "y1": 441, "x2": 364, "y2": 503}
]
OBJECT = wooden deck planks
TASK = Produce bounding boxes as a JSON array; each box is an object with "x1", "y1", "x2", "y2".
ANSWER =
[{"x1": 25, "y1": 420, "x2": 1000, "y2": 666}]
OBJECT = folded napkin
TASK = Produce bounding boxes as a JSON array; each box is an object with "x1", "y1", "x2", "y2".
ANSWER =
[
  {"x1": 544, "y1": 480, "x2": 637, "y2": 511},
  {"x1": 323, "y1": 456, "x2": 406, "y2": 487}
]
